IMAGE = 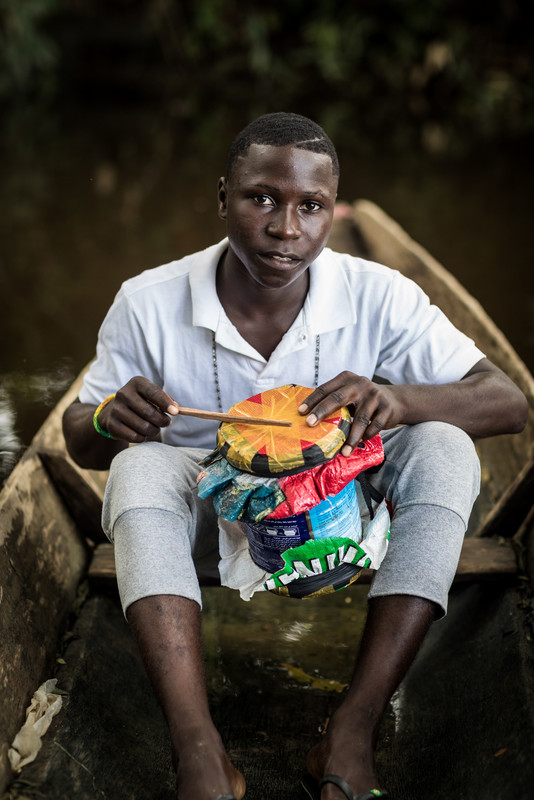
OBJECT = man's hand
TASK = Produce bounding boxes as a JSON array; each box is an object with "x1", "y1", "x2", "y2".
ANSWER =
[
  {"x1": 298, "y1": 359, "x2": 528, "y2": 455},
  {"x1": 97, "y1": 377, "x2": 179, "y2": 443},
  {"x1": 63, "y1": 376, "x2": 180, "y2": 470},
  {"x1": 298, "y1": 371, "x2": 403, "y2": 456}
]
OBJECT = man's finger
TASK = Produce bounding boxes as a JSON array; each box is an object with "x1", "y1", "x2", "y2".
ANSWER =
[
  {"x1": 141, "y1": 380, "x2": 179, "y2": 416},
  {"x1": 300, "y1": 392, "x2": 349, "y2": 426}
]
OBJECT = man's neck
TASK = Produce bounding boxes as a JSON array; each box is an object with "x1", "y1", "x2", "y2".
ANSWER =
[
  {"x1": 216, "y1": 250, "x2": 309, "y2": 313},
  {"x1": 216, "y1": 251, "x2": 310, "y2": 359}
]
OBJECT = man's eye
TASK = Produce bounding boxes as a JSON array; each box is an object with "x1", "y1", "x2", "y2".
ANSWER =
[
  {"x1": 253, "y1": 195, "x2": 274, "y2": 206},
  {"x1": 301, "y1": 201, "x2": 322, "y2": 212}
]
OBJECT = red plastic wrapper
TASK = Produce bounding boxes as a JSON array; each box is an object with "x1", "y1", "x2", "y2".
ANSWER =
[{"x1": 267, "y1": 434, "x2": 384, "y2": 519}]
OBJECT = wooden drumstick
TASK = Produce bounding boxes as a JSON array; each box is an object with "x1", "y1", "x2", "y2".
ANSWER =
[{"x1": 176, "y1": 407, "x2": 292, "y2": 427}]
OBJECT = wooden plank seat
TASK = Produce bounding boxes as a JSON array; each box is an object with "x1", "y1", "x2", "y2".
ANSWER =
[{"x1": 88, "y1": 535, "x2": 518, "y2": 591}]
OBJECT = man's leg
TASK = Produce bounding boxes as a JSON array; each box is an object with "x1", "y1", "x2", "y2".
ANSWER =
[
  {"x1": 306, "y1": 594, "x2": 435, "y2": 796},
  {"x1": 127, "y1": 594, "x2": 245, "y2": 800},
  {"x1": 306, "y1": 422, "x2": 481, "y2": 798},
  {"x1": 103, "y1": 443, "x2": 245, "y2": 800}
]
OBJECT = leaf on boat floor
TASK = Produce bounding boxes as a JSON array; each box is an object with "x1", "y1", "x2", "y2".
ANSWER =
[{"x1": 279, "y1": 663, "x2": 347, "y2": 692}]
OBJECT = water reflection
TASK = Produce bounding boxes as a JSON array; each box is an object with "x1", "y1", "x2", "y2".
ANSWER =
[
  {"x1": 2, "y1": 361, "x2": 75, "y2": 405},
  {"x1": 389, "y1": 686, "x2": 407, "y2": 736},
  {"x1": 0, "y1": 360, "x2": 75, "y2": 470},
  {"x1": 202, "y1": 586, "x2": 368, "y2": 700},
  {"x1": 0, "y1": 391, "x2": 21, "y2": 484},
  {"x1": 281, "y1": 621, "x2": 313, "y2": 643}
]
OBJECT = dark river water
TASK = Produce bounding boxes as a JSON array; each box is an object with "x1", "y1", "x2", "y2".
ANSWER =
[{"x1": 1, "y1": 107, "x2": 533, "y2": 460}]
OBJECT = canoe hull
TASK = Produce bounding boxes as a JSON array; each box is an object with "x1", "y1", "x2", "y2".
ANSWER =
[
  {"x1": 0, "y1": 454, "x2": 87, "y2": 787},
  {"x1": 1, "y1": 201, "x2": 533, "y2": 796}
]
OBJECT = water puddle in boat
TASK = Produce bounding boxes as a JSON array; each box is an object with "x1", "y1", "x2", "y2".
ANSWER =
[{"x1": 201, "y1": 585, "x2": 368, "y2": 699}]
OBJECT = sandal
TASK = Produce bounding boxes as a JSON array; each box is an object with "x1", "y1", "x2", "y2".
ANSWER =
[{"x1": 300, "y1": 772, "x2": 389, "y2": 800}]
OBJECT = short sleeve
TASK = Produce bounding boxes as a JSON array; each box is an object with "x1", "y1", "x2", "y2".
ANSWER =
[
  {"x1": 374, "y1": 271, "x2": 485, "y2": 385},
  {"x1": 78, "y1": 289, "x2": 163, "y2": 405}
]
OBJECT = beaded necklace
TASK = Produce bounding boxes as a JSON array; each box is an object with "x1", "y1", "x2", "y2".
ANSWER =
[{"x1": 211, "y1": 331, "x2": 320, "y2": 413}]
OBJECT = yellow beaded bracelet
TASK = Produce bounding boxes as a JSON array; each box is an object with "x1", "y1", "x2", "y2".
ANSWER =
[{"x1": 93, "y1": 394, "x2": 117, "y2": 439}]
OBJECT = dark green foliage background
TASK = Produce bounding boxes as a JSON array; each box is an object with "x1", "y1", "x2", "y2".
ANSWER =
[{"x1": 1, "y1": 0, "x2": 533, "y2": 147}]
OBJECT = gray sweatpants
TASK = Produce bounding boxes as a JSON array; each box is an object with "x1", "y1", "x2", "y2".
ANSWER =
[{"x1": 102, "y1": 421, "x2": 480, "y2": 619}]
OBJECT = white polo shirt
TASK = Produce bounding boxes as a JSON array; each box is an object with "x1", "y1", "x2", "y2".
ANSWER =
[{"x1": 79, "y1": 239, "x2": 485, "y2": 449}]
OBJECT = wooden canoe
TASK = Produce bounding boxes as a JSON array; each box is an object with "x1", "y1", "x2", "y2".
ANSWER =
[{"x1": 1, "y1": 200, "x2": 533, "y2": 799}]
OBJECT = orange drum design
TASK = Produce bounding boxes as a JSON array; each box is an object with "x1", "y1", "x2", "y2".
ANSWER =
[{"x1": 216, "y1": 384, "x2": 351, "y2": 476}]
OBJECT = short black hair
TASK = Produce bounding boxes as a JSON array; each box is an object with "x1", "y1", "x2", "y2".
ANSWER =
[{"x1": 226, "y1": 112, "x2": 339, "y2": 179}]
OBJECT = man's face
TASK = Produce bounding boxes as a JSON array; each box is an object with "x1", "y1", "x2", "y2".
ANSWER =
[{"x1": 218, "y1": 144, "x2": 338, "y2": 290}]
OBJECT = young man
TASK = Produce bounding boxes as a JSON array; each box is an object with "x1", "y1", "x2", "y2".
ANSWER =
[{"x1": 63, "y1": 112, "x2": 528, "y2": 800}]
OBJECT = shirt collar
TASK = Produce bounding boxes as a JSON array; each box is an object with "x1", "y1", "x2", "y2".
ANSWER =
[
  {"x1": 189, "y1": 239, "x2": 263, "y2": 360},
  {"x1": 189, "y1": 239, "x2": 228, "y2": 331},
  {"x1": 305, "y1": 247, "x2": 357, "y2": 334}
]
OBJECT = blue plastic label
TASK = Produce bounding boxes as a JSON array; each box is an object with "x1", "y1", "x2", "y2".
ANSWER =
[{"x1": 243, "y1": 481, "x2": 361, "y2": 573}]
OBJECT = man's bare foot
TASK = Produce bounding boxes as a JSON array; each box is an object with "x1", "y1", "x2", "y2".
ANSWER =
[{"x1": 174, "y1": 735, "x2": 246, "y2": 800}]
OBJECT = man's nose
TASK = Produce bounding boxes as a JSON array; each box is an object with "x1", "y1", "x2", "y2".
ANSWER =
[{"x1": 266, "y1": 206, "x2": 301, "y2": 238}]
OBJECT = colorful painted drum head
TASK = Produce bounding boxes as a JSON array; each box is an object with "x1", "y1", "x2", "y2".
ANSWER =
[{"x1": 216, "y1": 384, "x2": 351, "y2": 477}]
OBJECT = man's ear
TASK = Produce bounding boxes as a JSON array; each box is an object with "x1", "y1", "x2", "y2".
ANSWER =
[{"x1": 217, "y1": 177, "x2": 228, "y2": 220}]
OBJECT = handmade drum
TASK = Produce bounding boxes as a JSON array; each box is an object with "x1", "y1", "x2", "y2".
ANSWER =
[
  {"x1": 202, "y1": 384, "x2": 390, "y2": 600},
  {"x1": 216, "y1": 384, "x2": 351, "y2": 477}
]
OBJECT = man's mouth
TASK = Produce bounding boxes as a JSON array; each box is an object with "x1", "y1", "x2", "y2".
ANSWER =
[{"x1": 261, "y1": 252, "x2": 300, "y2": 264}]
